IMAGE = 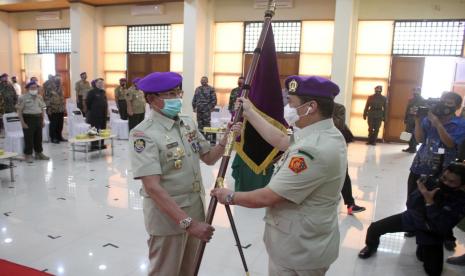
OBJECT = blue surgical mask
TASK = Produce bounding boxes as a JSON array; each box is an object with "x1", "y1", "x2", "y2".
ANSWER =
[{"x1": 161, "y1": 99, "x2": 182, "y2": 118}]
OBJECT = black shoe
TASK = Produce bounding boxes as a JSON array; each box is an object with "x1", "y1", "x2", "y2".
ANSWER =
[
  {"x1": 59, "y1": 137, "x2": 68, "y2": 142},
  {"x1": 444, "y1": 240, "x2": 456, "y2": 251},
  {"x1": 358, "y1": 246, "x2": 377, "y2": 259},
  {"x1": 404, "y1": 232, "x2": 415, "y2": 238},
  {"x1": 347, "y1": 204, "x2": 366, "y2": 215},
  {"x1": 402, "y1": 148, "x2": 410, "y2": 152},
  {"x1": 51, "y1": 139, "x2": 60, "y2": 144}
]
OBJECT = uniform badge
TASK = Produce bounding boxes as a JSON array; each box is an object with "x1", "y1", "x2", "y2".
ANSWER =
[
  {"x1": 288, "y1": 156, "x2": 307, "y2": 174},
  {"x1": 174, "y1": 159, "x2": 183, "y2": 169},
  {"x1": 134, "y1": 139, "x2": 146, "y2": 153},
  {"x1": 191, "y1": 142, "x2": 200, "y2": 153},
  {"x1": 288, "y1": 79, "x2": 298, "y2": 93}
]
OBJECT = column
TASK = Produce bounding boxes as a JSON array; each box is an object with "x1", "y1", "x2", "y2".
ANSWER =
[
  {"x1": 331, "y1": 0, "x2": 359, "y2": 119},
  {"x1": 182, "y1": 0, "x2": 214, "y2": 114},
  {"x1": 0, "y1": 12, "x2": 20, "y2": 77}
]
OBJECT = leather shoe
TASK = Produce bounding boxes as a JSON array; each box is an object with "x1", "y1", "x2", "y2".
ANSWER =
[
  {"x1": 446, "y1": 254, "x2": 465, "y2": 266},
  {"x1": 51, "y1": 139, "x2": 60, "y2": 144},
  {"x1": 358, "y1": 246, "x2": 376, "y2": 259},
  {"x1": 404, "y1": 232, "x2": 415, "y2": 237}
]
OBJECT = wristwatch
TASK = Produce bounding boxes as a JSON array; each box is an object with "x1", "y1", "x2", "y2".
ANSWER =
[
  {"x1": 179, "y1": 217, "x2": 193, "y2": 229},
  {"x1": 225, "y1": 192, "x2": 235, "y2": 205}
]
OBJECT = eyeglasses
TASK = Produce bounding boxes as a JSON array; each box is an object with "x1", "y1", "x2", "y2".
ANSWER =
[{"x1": 157, "y1": 90, "x2": 184, "y2": 99}]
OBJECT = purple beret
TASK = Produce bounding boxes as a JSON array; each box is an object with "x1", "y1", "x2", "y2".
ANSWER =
[
  {"x1": 25, "y1": 81, "x2": 38, "y2": 89},
  {"x1": 132, "y1": 77, "x2": 142, "y2": 84},
  {"x1": 138, "y1": 72, "x2": 182, "y2": 94},
  {"x1": 119, "y1": 78, "x2": 127, "y2": 82},
  {"x1": 285, "y1": 76, "x2": 340, "y2": 99},
  {"x1": 0, "y1": 73, "x2": 8, "y2": 78}
]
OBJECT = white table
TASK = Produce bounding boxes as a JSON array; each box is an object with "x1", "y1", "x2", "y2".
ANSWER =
[
  {"x1": 69, "y1": 135, "x2": 116, "y2": 161},
  {"x1": 0, "y1": 152, "x2": 19, "y2": 182}
]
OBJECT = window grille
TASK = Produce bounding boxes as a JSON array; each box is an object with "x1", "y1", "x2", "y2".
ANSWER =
[
  {"x1": 244, "y1": 21, "x2": 301, "y2": 53},
  {"x1": 37, "y1": 28, "x2": 71, "y2": 54},
  {"x1": 128, "y1": 25, "x2": 171, "y2": 53}
]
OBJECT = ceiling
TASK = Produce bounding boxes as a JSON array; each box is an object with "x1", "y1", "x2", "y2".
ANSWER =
[{"x1": 0, "y1": 0, "x2": 181, "y2": 12}]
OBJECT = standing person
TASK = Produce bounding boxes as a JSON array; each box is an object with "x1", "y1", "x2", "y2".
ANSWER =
[
  {"x1": 212, "y1": 76, "x2": 347, "y2": 276},
  {"x1": 192, "y1": 76, "x2": 217, "y2": 145},
  {"x1": 86, "y1": 78, "x2": 108, "y2": 150},
  {"x1": 75, "y1": 72, "x2": 91, "y2": 115},
  {"x1": 358, "y1": 163, "x2": 465, "y2": 276},
  {"x1": 44, "y1": 75, "x2": 66, "y2": 143},
  {"x1": 333, "y1": 102, "x2": 366, "y2": 215},
  {"x1": 11, "y1": 76, "x2": 21, "y2": 96},
  {"x1": 125, "y1": 78, "x2": 146, "y2": 130},
  {"x1": 0, "y1": 73, "x2": 18, "y2": 113},
  {"x1": 16, "y1": 81, "x2": 49, "y2": 163},
  {"x1": 363, "y1": 85, "x2": 387, "y2": 145},
  {"x1": 402, "y1": 87, "x2": 425, "y2": 153},
  {"x1": 228, "y1": 76, "x2": 244, "y2": 115},
  {"x1": 114, "y1": 78, "x2": 129, "y2": 120},
  {"x1": 129, "y1": 72, "x2": 232, "y2": 275}
]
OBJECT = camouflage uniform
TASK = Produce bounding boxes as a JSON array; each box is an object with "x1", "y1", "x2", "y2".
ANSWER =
[
  {"x1": 228, "y1": 86, "x2": 242, "y2": 114},
  {"x1": 44, "y1": 81, "x2": 65, "y2": 142},
  {"x1": 75, "y1": 80, "x2": 91, "y2": 115},
  {"x1": 192, "y1": 85, "x2": 217, "y2": 144},
  {"x1": 114, "y1": 85, "x2": 128, "y2": 120},
  {"x1": 363, "y1": 93, "x2": 387, "y2": 145},
  {"x1": 0, "y1": 81, "x2": 18, "y2": 113}
]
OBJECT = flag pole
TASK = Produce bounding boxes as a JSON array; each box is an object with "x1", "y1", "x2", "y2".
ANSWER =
[{"x1": 193, "y1": 1, "x2": 277, "y2": 275}]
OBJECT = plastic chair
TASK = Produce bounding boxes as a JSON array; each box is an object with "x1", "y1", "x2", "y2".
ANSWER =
[
  {"x1": 109, "y1": 108, "x2": 129, "y2": 140},
  {"x1": 42, "y1": 113, "x2": 50, "y2": 142},
  {"x1": 2, "y1": 113, "x2": 25, "y2": 155},
  {"x1": 68, "y1": 109, "x2": 90, "y2": 138}
]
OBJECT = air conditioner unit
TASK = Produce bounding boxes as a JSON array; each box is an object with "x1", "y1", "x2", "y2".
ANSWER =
[
  {"x1": 36, "y1": 11, "x2": 61, "y2": 21},
  {"x1": 131, "y1": 4, "x2": 164, "y2": 16},
  {"x1": 254, "y1": 0, "x2": 293, "y2": 9}
]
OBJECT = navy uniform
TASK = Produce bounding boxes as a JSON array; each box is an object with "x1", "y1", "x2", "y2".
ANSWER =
[
  {"x1": 192, "y1": 79, "x2": 217, "y2": 144},
  {"x1": 16, "y1": 81, "x2": 49, "y2": 163},
  {"x1": 403, "y1": 88, "x2": 425, "y2": 153},
  {"x1": 130, "y1": 72, "x2": 217, "y2": 276},
  {"x1": 363, "y1": 85, "x2": 387, "y2": 145}
]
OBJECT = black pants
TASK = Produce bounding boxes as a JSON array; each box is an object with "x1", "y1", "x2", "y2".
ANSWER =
[
  {"x1": 49, "y1": 112, "x2": 64, "y2": 141},
  {"x1": 117, "y1": 100, "x2": 128, "y2": 120},
  {"x1": 128, "y1": 113, "x2": 145, "y2": 131},
  {"x1": 341, "y1": 167, "x2": 355, "y2": 206},
  {"x1": 367, "y1": 117, "x2": 382, "y2": 144},
  {"x1": 77, "y1": 95, "x2": 86, "y2": 117},
  {"x1": 365, "y1": 213, "x2": 443, "y2": 276},
  {"x1": 22, "y1": 114, "x2": 43, "y2": 155},
  {"x1": 90, "y1": 119, "x2": 106, "y2": 148},
  {"x1": 407, "y1": 171, "x2": 421, "y2": 197}
]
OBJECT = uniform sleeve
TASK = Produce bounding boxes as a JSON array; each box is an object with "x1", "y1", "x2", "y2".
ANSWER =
[
  {"x1": 211, "y1": 88, "x2": 217, "y2": 109},
  {"x1": 124, "y1": 89, "x2": 132, "y2": 101},
  {"x1": 38, "y1": 96, "x2": 46, "y2": 109},
  {"x1": 267, "y1": 151, "x2": 326, "y2": 204},
  {"x1": 363, "y1": 97, "x2": 370, "y2": 117},
  {"x1": 450, "y1": 119, "x2": 465, "y2": 145},
  {"x1": 197, "y1": 128, "x2": 211, "y2": 155},
  {"x1": 16, "y1": 96, "x2": 24, "y2": 111},
  {"x1": 130, "y1": 132, "x2": 162, "y2": 179},
  {"x1": 192, "y1": 88, "x2": 199, "y2": 110}
]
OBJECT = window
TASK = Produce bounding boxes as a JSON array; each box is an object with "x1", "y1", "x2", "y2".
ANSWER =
[
  {"x1": 244, "y1": 21, "x2": 301, "y2": 53},
  {"x1": 37, "y1": 28, "x2": 71, "y2": 54},
  {"x1": 393, "y1": 20, "x2": 465, "y2": 56},
  {"x1": 128, "y1": 25, "x2": 171, "y2": 53}
]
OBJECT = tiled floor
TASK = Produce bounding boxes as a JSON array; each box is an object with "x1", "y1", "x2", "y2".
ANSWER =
[{"x1": 0, "y1": 140, "x2": 464, "y2": 276}]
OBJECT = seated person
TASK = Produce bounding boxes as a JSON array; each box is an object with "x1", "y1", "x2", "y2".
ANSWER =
[{"x1": 358, "y1": 162, "x2": 465, "y2": 276}]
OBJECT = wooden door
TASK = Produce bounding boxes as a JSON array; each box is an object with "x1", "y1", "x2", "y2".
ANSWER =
[
  {"x1": 385, "y1": 56, "x2": 425, "y2": 142},
  {"x1": 243, "y1": 53, "x2": 300, "y2": 88},
  {"x1": 127, "y1": 53, "x2": 170, "y2": 86},
  {"x1": 55, "y1": 53, "x2": 71, "y2": 98}
]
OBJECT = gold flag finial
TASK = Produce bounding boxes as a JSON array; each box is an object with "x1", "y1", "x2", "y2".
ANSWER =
[{"x1": 265, "y1": 0, "x2": 276, "y2": 17}]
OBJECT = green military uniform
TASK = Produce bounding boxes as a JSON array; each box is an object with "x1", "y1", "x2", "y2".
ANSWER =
[
  {"x1": 17, "y1": 93, "x2": 46, "y2": 155},
  {"x1": 228, "y1": 86, "x2": 242, "y2": 114},
  {"x1": 130, "y1": 111, "x2": 211, "y2": 276},
  {"x1": 75, "y1": 80, "x2": 91, "y2": 114},
  {"x1": 363, "y1": 92, "x2": 387, "y2": 145},
  {"x1": 0, "y1": 81, "x2": 18, "y2": 113},
  {"x1": 192, "y1": 85, "x2": 217, "y2": 144},
  {"x1": 125, "y1": 86, "x2": 146, "y2": 130},
  {"x1": 114, "y1": 85, "x2": 128, "y2": 120},
  {"x1": 265, "y1": 119, "x2": 347, "y2": 274}
]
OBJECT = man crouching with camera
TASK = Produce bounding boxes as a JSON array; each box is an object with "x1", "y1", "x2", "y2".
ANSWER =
[{"x1": 358, "y1": 162, "x2": 465, "y2": 276}]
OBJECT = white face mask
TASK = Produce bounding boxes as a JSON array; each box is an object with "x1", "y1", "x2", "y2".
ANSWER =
[
  {"x1": 29, "y1": 90, "x2": 38, "y2": 95},
  {"x1": 284, "y1": 103, "x2": 312, "y2": 125}
]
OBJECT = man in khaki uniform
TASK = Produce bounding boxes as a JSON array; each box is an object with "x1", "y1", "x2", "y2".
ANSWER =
[
  {"x1": 125, "y1": 78, "x2": 146, "y2": 130},
  {"x1": 114, "y1": 78, "x2": 129, "y2": 120},
  {"x1": 75, "y1": 72, "x2": 91, "y2": 115},
  {"x1": 129, "y1": 72, "x2": 232, "y2": 276},
  {"x1": 16, "y1": 81, "x2": 50, "y2": 163},
  {"x1": 213, "y1": 76, "x2": 347, "y2": 276},
  {"x1": 44, "y1": 75, "x2": 66, "y2": 143}
]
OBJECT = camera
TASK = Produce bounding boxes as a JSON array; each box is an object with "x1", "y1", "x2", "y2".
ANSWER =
[{"x1": 416, "y1": 98, "x2": 454, "y2": 117}]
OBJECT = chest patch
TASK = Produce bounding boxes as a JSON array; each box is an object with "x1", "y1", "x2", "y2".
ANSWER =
[
  {"x1": 134, "y1": 139, "x2": 146, "y2": 153},
  {"x1": 288, "y1": 157, "x2": 307, "y2": 174}
]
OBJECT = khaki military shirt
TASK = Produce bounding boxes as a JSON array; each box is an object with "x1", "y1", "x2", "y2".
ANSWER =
[
  {"x1": 114, "y1": 86, "x2": 128, "y2": 102},
  {"x1": 264, "y1": 119, "x2": 347, "y2": 270},
  {"x1": 75, "y1": 80, "x2": 91, "y2": 99},
  {"x1": 129, "y1": 111, "x2": 211, "y2": 236},
  {"x1": 17, "y1": 93, "x2": 46, "y2": 115},
  {"x1": 125, "y1": 87, "x2": 146, "y2": 114}
]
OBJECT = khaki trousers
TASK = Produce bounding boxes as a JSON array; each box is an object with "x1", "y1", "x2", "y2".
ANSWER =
[
  {"x1": 147, "y1": 233, "x2": 200, "y2": 276},
  {"x1": 269, "y1": 258, "x2": 328, "y2": 276}
]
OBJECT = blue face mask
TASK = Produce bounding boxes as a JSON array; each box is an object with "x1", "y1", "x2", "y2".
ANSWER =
[{"x1": 161, "y1": 99, "x2": 182, "y2": 118}]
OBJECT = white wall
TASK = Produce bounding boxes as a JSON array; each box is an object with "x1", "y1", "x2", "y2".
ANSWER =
[
  {"x1": 13, "y1": 9, "x2": 70, "y2": 30},
  {"x1": 359, "y1": 0, "x2": 465, "y2": 19},
  {"x1": 0, "y1": 12, "x2": 20, "y2": 77},
  {"x1": 99, "y1": 2, "x2": 184, "y2": 26},
  {"x1": 214, "y1": 0, "x2": 336, "y2": 21}
]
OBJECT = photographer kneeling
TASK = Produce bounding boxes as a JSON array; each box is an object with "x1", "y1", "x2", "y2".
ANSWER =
[{"x1": 358, "y1": 162, "x2": 465, "y2": 276}]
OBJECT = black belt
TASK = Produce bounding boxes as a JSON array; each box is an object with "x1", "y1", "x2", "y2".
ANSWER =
[{"x1": 23, "y1": 114, "x2": 41, "y2": 118}]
